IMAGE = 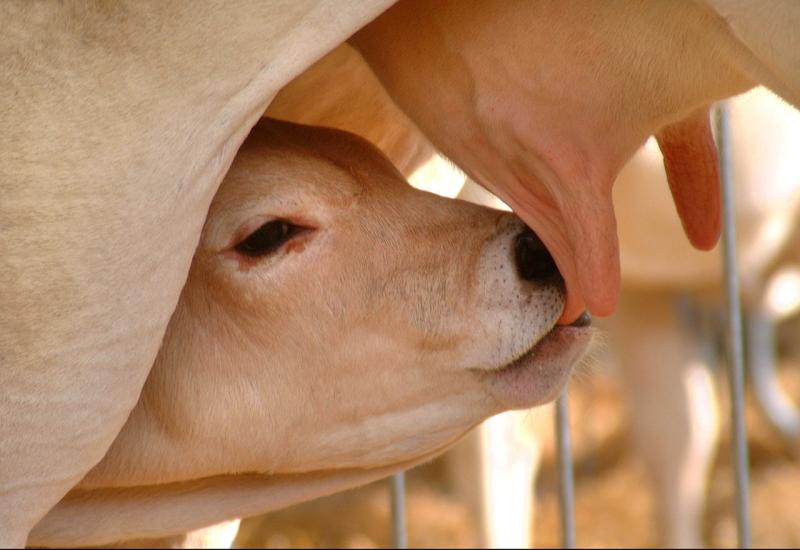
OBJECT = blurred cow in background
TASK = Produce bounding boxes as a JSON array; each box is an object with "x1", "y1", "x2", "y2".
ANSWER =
[{"x1": 604, "y1": 88, "x2": 800, "y2": 547}]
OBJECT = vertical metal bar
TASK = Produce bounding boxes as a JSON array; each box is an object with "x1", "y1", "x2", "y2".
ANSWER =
[
  {"x1": 555, "y1": 388, "x2": 576, "y2": 549},
  {"x1": 390, "y1": 472, "x2": 407, "y2": 548},
  {"x1": 716, "y1": 101, "x2": 752, "y2": 548}
]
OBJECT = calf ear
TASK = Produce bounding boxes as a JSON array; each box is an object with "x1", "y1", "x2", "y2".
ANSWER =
[{"x1": 655, "y1": 108, "x2": 721, "y2": 251}]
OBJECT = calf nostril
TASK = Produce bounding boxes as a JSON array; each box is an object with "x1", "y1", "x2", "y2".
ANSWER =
[{"x1": 514, "y1": 227, "x2": 561, "y2": 282}]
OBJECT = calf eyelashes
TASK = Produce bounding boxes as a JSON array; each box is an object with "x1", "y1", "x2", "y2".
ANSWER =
[{"x1": 234, "y1": 220, "x2": 307, "y2": 259}]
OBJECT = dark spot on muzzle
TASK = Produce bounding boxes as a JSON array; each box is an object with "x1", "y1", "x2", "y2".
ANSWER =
[{"x1": 514, "y1": 227, "x2": 561, "y2": 283}]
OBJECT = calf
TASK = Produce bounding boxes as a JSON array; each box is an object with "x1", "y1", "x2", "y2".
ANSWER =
[{"x1": 27, "y1": 118, "x2": 591, "y2": 547}]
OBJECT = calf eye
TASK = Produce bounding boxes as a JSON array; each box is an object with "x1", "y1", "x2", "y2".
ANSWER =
[{"x1": 235, "y1": 220, "x2": 303, "y2": 258}]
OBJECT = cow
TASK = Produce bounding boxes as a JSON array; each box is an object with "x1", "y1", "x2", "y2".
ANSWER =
[{"x1": 3, "y1": 2, "x2": 799, "y2": 545}]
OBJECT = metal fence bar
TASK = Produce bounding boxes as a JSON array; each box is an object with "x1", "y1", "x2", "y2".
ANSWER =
[
  {"x1": 390, "y1": 472, "x2": 408, "y2": 548},
  {"x1": 555, "y1": 388, "x2": 577, "y2": 548},
  {"x1": 716, "y1": 101, "x2": 752, "y2": 548}
]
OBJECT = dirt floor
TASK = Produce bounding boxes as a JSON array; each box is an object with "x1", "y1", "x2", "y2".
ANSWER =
[{"x1": 233, "y1": 338, "x2": 800, "y2": 548}]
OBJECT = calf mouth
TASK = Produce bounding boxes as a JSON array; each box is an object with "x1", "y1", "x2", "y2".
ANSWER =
[{"x1": 482, "y1": 313, "x2": 594, "y2": 410}]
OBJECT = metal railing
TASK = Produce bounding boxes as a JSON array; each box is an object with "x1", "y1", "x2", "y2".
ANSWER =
[
  {"x1": 555, "y1": 389, "x2": 577, "y2": 548},
  {"x1": 390, "y1": 472, "x2": 407, "y2": 548},
  {"x1": 716, "y1": 101, "x2": 752, "y2": 548}
]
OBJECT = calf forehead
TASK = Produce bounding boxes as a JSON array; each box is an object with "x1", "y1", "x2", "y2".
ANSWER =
[
  {"x1": 245, "y1": 118, "x2": 406, "y2": 187},
  {"x1": 218, "y1": 146, "x2": 363, "y2": 205}
]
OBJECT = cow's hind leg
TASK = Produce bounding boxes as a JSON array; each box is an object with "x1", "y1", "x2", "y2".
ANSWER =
[{"x1": 608, "y1": 289, "x2": 720, "y2": 548}]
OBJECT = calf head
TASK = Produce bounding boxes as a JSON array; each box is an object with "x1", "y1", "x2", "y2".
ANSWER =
[{"x1": 72, "y1": 117, "x2": 590, "y2": 530}]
